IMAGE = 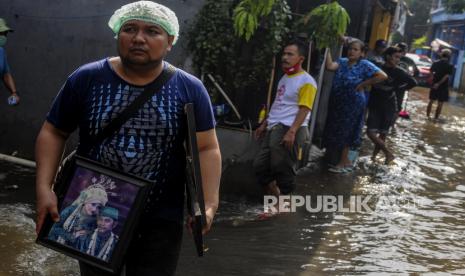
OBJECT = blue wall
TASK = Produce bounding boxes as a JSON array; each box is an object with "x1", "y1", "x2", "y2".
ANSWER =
[{"x1": 430, "y1": 8, "x2": 465, "y2": 89}]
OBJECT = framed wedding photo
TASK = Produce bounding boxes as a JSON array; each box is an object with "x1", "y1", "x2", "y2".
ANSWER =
[{"x1": 36, "y1": 156, "x2": 150, "y2": 273}]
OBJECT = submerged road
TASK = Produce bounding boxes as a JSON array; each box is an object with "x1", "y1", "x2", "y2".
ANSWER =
[{"x1": 1, "y1": 87, "x2": 465, "y2": 275}]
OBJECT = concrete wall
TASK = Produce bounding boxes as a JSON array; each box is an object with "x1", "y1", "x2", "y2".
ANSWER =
[{"x1": 0, "y1": 0, "x2": 205, "y2": 159}]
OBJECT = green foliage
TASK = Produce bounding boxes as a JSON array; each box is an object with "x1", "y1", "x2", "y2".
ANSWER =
[
  {"x1": 412, "y1": 35, "x2": 427, "y2": 49},
  {"x1": 233, "y1": 0, "x2": 276, "y2": 41},
  {"x1": 187, "y1": 1, "x2": 235, "y2": 79},
  {"x1": 187, "y1": 0, "x2": 291, "y2": 104},
  {"x1": 443, "y1": 0, "x2": 465, "y2": 14},
  {"x1": 296, "y1": 1, "x2": 350, "y2": 49},
  {"x1": 404, "y1": 0, "x2": 433, "y2": 44}
]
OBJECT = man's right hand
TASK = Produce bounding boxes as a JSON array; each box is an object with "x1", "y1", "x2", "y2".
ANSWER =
[
  {"x1": 36, "y1": 188, "x2": 60, "y2": 235},
  {"x1": 254, "y1": 123, "x2": 267, "y2": 140}
]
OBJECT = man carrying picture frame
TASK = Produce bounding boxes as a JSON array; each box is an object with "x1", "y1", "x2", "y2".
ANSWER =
[
  {"x1": 37, "y1": 157, "x2": 156, "y2": 273},
  {"x1": 35, "y1": 1, "x2": 221, "y2": 275}
]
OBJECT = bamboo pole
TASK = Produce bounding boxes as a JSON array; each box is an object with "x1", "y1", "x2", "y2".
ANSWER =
[
  {"x1": 0, "y1": 153, "x2": 36, "y2": 168},
  {"x1": 266, "y1": 56, "x2": 276, "y2": 113},
  {"x1": 207, "y1": 74, "x2": 242, "y2": 120},
  {"x1": 306, "y1": 40, "x2": 313, "y2": 72}
]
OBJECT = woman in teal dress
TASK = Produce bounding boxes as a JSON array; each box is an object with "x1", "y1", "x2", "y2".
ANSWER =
[{"x1": 323, "y1": 40, "x2": 387, "y2": 173}]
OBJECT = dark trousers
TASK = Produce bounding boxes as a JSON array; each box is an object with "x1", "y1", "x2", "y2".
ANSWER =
[
  {"x1": 252, "y1": 124, "x2": 309, "y2": 194},
  {"x1": 79, "y1": 218, "x2": 183, "y2": 276},
  {"x1": 395, "y1": 90, "x2": 406, "y2": 111}
]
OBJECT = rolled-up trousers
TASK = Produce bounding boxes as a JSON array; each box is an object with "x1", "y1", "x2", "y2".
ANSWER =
[{"x1": 253, "y1": 124, "x2": 309, "y2": 194}]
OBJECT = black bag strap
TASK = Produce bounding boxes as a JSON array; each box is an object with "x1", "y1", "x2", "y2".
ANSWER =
[{"x1": 87, "y1": 64, "x2": 176, "y2": 152}]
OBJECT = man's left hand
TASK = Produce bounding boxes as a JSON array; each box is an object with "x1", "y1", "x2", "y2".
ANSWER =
[
  {"x1": 432, "y1": 83, "x2": 439, "y2": 90},
  {"x1": 201, "y1": 206, "x2": 216, "y2": 235},
  {"x1": 186, "y1": 204, "x2": 217, "y2": 235},
  {"x1": 281, "y1": 129, "x2": 296, "y2": 150}
]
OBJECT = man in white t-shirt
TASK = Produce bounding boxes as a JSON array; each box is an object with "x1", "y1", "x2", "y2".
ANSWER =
[{"x1": 253, "y1": 40, "x2": 317, "y2": 197}]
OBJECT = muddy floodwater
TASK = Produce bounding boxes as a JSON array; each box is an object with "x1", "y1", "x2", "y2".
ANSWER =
[{"x1": 1, "y1": 88, "x2": 465, "y2": 275}]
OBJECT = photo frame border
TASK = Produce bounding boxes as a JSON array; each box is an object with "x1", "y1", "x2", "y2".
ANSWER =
[{"x1": 36, "y1": 155, "x2": 151, "y2": 274}]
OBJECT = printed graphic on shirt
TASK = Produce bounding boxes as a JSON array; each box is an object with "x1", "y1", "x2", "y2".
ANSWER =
[
  {"x1": 267, "y1": 71, "x2": 317, "y2": 128},
  {"x1": 88, "y1": 82, "x2": 183, "y2": 182},
  {"x1": 274, "y1": 84, "x2": 286, "y2": 110}
]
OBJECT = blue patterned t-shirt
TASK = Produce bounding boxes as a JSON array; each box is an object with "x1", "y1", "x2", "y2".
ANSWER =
[{"x1": 47, "y1": 58, "x2": 215, "y2": 222}]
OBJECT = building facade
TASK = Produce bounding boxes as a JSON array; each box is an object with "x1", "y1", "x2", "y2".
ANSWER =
[{"x1": 430, "y1": 0, "x2": 465, "y2": 90}]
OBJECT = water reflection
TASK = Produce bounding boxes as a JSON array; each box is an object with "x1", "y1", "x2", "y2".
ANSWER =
[
  {"x1": 0, "y1": 162, "x2": 79, "y2": 276},
  {"x1": 0, "y1": 203, "x2": 79, "y2": 275},
  {"x1": 290, "y1": 93, "x2": 465, "y2": 275}
]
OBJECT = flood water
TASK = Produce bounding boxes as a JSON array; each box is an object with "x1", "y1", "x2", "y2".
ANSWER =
[{"x1": 1, "y1": 88, "x2": 465, "y2": 275}]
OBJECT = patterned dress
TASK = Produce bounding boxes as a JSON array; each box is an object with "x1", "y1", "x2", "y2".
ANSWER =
[{"x1": 324, "y1": 58, "x2": 381, "y2": 150}]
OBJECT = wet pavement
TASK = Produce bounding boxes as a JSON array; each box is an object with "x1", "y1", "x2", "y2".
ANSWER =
[{"x1": 1, "y1": 88, "x2": 465, "y2": 275}]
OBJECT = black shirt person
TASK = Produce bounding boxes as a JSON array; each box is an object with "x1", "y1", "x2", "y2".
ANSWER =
[
  {"x1": 427, "y1": 48, "x2": 454, "y2": 119},
  {"x1": 367, "y1": 46, "x2": 417, "y2": 164},
  {"x1": 367, "y1": 39, "x2": 387, "y2": 67},
  {"x1": 394, "y1": 42, "x2": 418, "y2": 122}
]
